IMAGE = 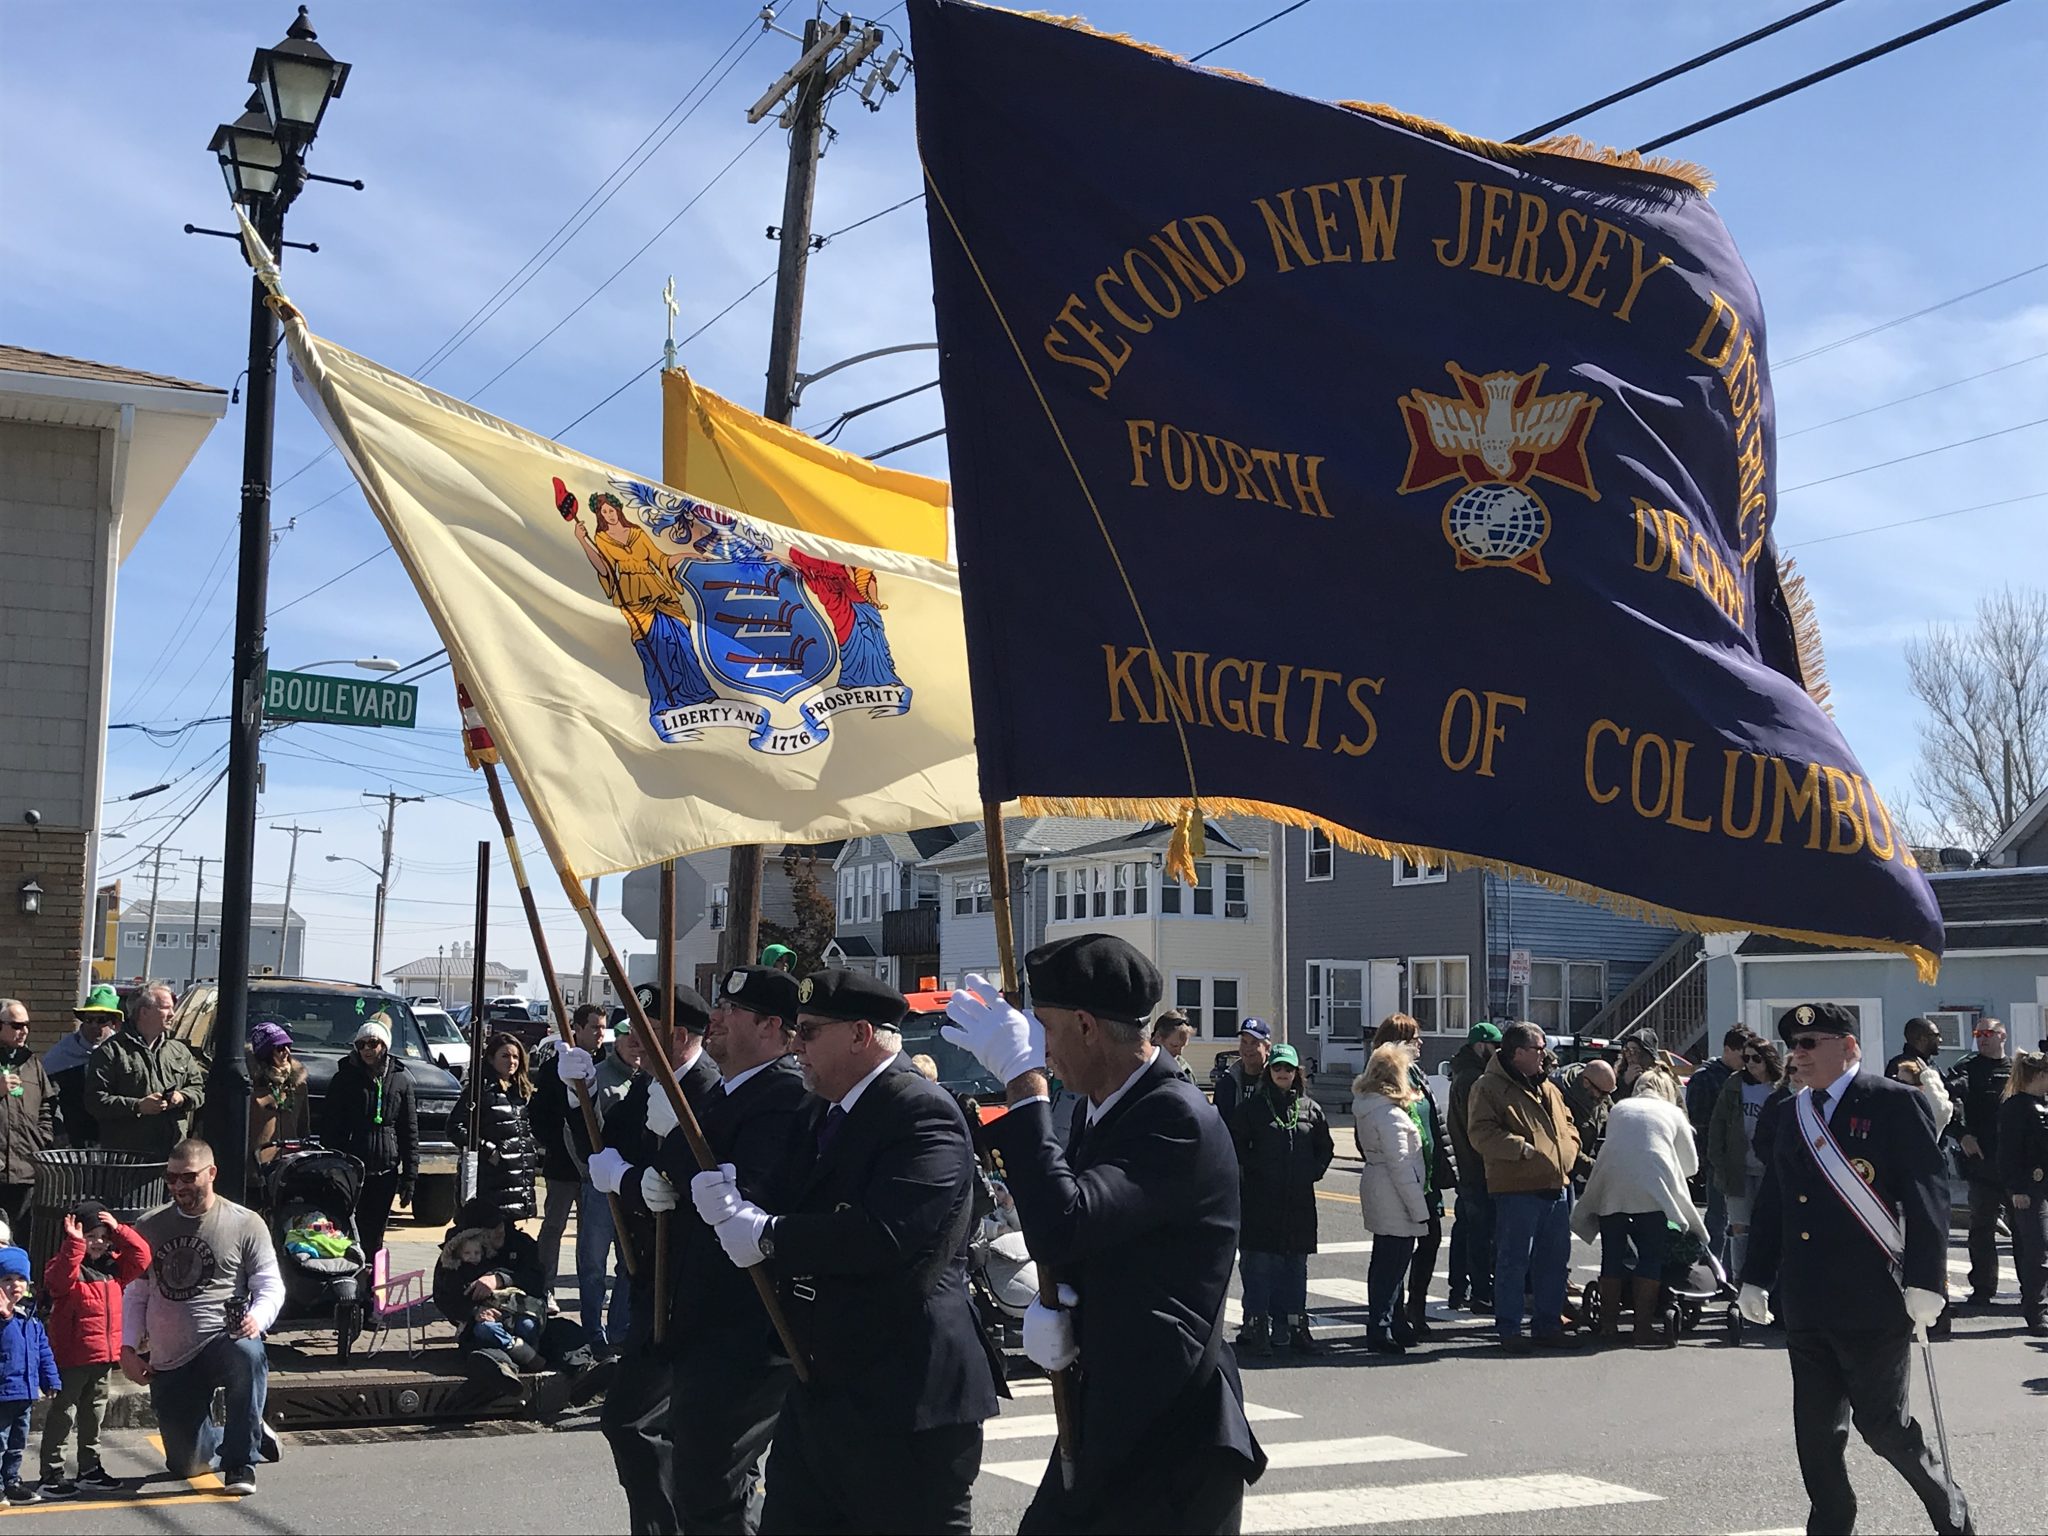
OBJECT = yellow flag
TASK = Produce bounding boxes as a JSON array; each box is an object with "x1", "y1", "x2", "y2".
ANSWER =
[
  {"x1": 662, "y1": 370, "x2": 950, "y2": 558},
  {"x1": 276, "y1": 311, "x2": 981, "y2": 880}
]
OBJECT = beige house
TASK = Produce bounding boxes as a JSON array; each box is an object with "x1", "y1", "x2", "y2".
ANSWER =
[{"x1": 0, "y1": 347, "x2": 227, "y2": 1034}]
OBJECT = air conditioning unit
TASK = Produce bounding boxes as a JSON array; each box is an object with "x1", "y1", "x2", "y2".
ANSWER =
[{"x1": 1225, "y1": 900, "x2": 1248, "y2": 919}]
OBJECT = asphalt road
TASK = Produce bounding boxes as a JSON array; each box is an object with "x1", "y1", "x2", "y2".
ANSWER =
[{"x1": 5, "y1": 1162, "x2": 2040, "y2": 1535}]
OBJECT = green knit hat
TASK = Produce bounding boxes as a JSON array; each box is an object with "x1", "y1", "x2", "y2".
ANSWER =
[{"x1": 75, "y1": 985, "x2": 123, "y2": 1020}]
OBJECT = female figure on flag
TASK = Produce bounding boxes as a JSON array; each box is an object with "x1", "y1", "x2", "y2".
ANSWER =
[
  {"x1": 787, "y1": 548, "x2": 906, "y2": 693},
  {"x1": 565, "y1": 484, "x2": 717, "y2": 738}
]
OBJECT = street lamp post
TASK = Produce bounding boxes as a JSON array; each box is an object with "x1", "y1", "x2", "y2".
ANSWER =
[
  {"x1": 204, "y1": 6, "x2": 350, "y2": 1205},
  {"x1": 326, "y1": 854, "x2": 386, "y2": 987}
]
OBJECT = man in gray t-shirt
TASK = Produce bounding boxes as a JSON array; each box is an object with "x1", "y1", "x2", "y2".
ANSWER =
[{"x1": 120, "y1": 1138, "x2": 282, "y2": 1496}]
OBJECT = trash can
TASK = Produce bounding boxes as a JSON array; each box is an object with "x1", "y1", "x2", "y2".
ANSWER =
[{"x1": 29, "y1": 1150, "x2": 167, "y2": 1266}]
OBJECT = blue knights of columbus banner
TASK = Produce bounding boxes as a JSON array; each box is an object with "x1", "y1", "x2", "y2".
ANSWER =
[{"x1": 909, "y1": 0, "x2": 1944, "y2": 977}]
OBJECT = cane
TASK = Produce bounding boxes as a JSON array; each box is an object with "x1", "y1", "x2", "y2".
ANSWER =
[{"x1": 1914, "y1": 1323, "x2": 1956, "y2": 1482}]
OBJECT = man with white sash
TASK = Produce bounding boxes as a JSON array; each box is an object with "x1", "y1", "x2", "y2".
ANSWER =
[{"x1": 1738, "y1": 1003, "x2": 1972, "y2": 1536}]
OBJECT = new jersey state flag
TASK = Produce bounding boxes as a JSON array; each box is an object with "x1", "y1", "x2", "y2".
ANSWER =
[
  {"x1": 911, "y1": 0, "x2": 1943, "y2": 977},
  {"x1": 271, "y1": 286, "x2": 979, "y2": 880}
]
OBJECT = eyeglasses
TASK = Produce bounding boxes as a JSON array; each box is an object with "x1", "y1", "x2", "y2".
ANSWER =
[
  {"x1": 164, "y1": 1170, "x2": 207, "y2": 1185},
  {"x1": 794, "y1": 1017, "x2": 855, "y2": 1043},
  {"x1": 1788, "y1": 1035, "x2": 1830, "y2": 1052},
  {"x1": 1741, "y1": 1052, "x2": 1764, "y2": 1064}
]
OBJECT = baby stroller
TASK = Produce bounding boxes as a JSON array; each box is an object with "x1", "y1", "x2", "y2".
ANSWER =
[
  {"x1": 263, "y1": 1145, "x2": 370, "y2": 1363},
  {"x1": 1578, "y1": 1224, "x2": 1735, "y2": 1346}
]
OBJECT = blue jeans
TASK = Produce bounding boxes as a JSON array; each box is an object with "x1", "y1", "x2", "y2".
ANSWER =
[
  {"x1": 1494, "y1": 1189, "x2": 1573, "y2": 1341},
  {"x1": 1367, "y1": 1235, "x2": 1416, "y2": 1337},
  {"x1": 1599, "y1": 1210, "x2": 1668, "y2": 1280},
  {"x1": 468, "y1": 1315, "x2": 539, "y2": 1352},
  {"x1": 149, "y1": 1335, "x2": 267, "y2": 1477},
  {"x1": 0, "y1": 1401, "x2": 27, "y2": 1484},
  {"x1": 1239, "y1": 1250, "x2": 1307, "y2": 1323},
  {"x1": 577, "y1": 1178, "x2": 631, "y2": 1345}
]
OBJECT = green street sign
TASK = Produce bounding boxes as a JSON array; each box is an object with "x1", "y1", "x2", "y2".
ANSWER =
[{"x1": 264, "y1": 669, "x2": 419, "y2": 729}]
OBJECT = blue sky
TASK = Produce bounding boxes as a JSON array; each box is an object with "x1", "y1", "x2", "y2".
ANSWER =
[{"x1": 4, "y1": 0, "x2": 2044, "y2": 986}]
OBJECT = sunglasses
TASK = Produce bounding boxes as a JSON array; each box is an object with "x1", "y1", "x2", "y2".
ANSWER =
[
  {"x1": 793, "y1": 1018, "x2": 855, "y2": 1042},
  {"x1": 0, "y1": 1020, "x2": 26, "y2": 1031},
  {"x1": 165, "y1": 1170, "x2": 207, "y2": 1185},
  {"x1": 1787, "y1": 1035, "x2": 1837, "y2": 1052},
  {"x1": 1741, "y1": 1052, "x2": 1765, "y2": 1063}
]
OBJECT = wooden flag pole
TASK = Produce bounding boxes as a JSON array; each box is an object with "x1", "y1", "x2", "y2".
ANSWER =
[
  {"x1": 982, "y1": 802, "x2": 1079, "y2": 1481},
  {"x1": 478, "y1": 765, "x2": 636, "y2": 1277},
  {"x1": 551, "y1": 839, "x2": 812, "y2": 1383},
  {"x1": 653, "y1": 859, "x2": 678, "y2": 1345}
]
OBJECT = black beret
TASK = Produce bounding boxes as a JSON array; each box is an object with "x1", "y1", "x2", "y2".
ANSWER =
[
  {"x1": 1777, "y1": 1001, "x2": 1857, "y2": 1043},
  {"x1": 795, "y1": 969, "x2": 906, "y2": 1029},
  {"x1": 632, "y1": 983, "x2": 711, "y2": 1034},
  {"x1": 1025, "y1": 933, "x2": 1162, "y2": 1025},
  {"x1": 718, "y1": 965, "x2": 800, "y2": 1024}
]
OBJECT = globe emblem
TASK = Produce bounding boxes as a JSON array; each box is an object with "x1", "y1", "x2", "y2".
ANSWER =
[{"x1": 1444, "y1": 481, "x2": 1549, "y2": 566}]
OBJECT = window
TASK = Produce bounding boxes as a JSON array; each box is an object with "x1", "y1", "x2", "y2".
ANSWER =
[
  {"x1": 1393, "y1": 856, "x2": 1446, "y2": 886},
  {"x1": 1924, "y1": 1009, "x2": 1975, "y2": 1052},
  {"x1": 1407, "y1": 956, "x2": 1470, "y2": 1034},
  {"x1": 1224, "y1": 863, "x2": 1248, "y2": 919},
  {"x1": 1192, "y1": 862, "x2": 1214, "y2": 916},
  {"x1": 1307, "y1": 961, "x2": 1366, "y2": 1041},
  {"x1": 709, "y1": 882, "x2": 728, "y2": 932},
  {"x1": 125, "y1": 931, "x2": 144, "y2": 948},
  {"x1": 839, "y1": 869, "x2": 856, "y2": 923},
  {"x1": 1112, "y1": 863, "x2": 1130, "y2": 917},
  {"x1": 1306, "y1": 827, "x2": 1334, "y2": 881},
  {"x1": 1053, "y1": 869, "x2": 1071, "y2": 922},
  {"x1": 1528, "y1": 960, "x2": 1605, "y2": 1032},
  {"x1": 1089, "y1": 865, "x2": 1108, "y2": 919},
  {"x1": 858, "y1": 865, "x2": 876, "y2": 922},
  {"x1": 1161, "y1": 875, "x2": 1182, "y2": 915},
  {"x1": 157, "y1": 930, "x2": 177, "y2": 946},
  {"x1": 879, "y1": 861, "x2": 896, "y2": 914},
  {"x1": 1175, "y1": 976, "x2": 1246, "y2": 1039},
  {"x1": 953, "y1": 877, "x2": 992, "y2": 916},
  {"x1": 1131, "y1": 863, "x2": 1149, "y2": 915}
]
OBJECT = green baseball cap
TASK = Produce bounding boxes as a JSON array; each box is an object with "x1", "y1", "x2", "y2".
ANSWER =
[
  {"x1": 75, "y1": 985, "x2": 123, "y2": 1020},
  {"x1": 759, "y1": 944, "x2": 797, "y2": 970},
  {"x1": 1269, "y1": 1042, "x2": 1301, "y2": 1068},
  {"x1": 1467, "y1": 1021, "x2": 1504, "y2": 1044}
]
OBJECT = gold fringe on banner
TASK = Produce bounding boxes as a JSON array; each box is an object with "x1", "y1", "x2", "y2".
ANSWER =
[
  {"x1": 1014, "y1": 10, "x2": 1715, "y2": 195},
  {"x1": 1020, "y1": 793, "x2": 1939, "y2": 984},
  {"x1": 1778, "y1": 555, "x2": 1834, "y2": 715}
]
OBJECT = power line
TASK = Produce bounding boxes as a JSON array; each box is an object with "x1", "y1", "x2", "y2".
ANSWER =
[
  {"x1": 1775, "y1": 261, "x2": 2048, "y2": 368},
  {"x1": 1188, "y1": 0, "x2": 1316, "y2": 63},
  {"x1": 1780, "y1": 349, "x2": 2048, "y2": 439},
  {"x1": 269, "y1": 547, "x2": 393, "y2": 616},
  {"x1": 1778, "y1": 414, "x2": 2048, "y2": 494},
  {"x1": 1512, "y1": 1, "x2": 1847, "y2": 141},
  {"x1": 1786, "y1": 488, "x2": 2048, "y2": 549},
  {"x1": 1638, "y1": 0, "x2": 2017, "y2": 152}
]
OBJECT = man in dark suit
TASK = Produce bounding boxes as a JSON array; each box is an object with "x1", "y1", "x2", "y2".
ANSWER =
[
  {"x1": 688, "y1": 969, "x2": 999, "y2": 1535},
  {"x1": 587, "y1": 985, "x2": 720, "y2": 1536},
  {"x1": 1738, "y1": 1003, "x2": 1972, "y2": 1536},
  {"x1": 945, "y1": 933, "x2": 1265, "y2": 1534}
]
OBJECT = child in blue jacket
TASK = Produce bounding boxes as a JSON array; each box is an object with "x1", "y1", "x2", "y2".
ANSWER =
[{"x1": 0, "y1": 1246, "x2": 61, "y2": 1504}]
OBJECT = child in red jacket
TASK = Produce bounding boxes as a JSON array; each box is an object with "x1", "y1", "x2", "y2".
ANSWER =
[{"x1": 37, "y1": 1201, "x2": 149, "y2": 1499}]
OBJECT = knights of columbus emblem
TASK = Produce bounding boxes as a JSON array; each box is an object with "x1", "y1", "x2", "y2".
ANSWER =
[
  {"x1": 556, "y1": 474, "x2": 912, "y2": 755},
  {"x1": 1395, "y1": 363, "x2": 1601, "y2": 584}
]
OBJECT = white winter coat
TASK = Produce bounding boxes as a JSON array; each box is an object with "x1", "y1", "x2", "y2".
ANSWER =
[
  {"x1": 1916, "y1": 1070, "x2": 1954, "y2": 1132},
  {"x1": 1570, "y1": 1095, "x2": 1708, "y2": 1243},
  {"x1": 1352, "y1": 1093, "x2": 1430, "y2": 1238}
]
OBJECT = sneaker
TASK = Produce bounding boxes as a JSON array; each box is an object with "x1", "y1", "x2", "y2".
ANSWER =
[
  {"x1": 74, "y1": 1466, "x2": 121, "y2": 1493},
  {"x1": 37, "y1": 1476, "x2": 78, "y2": 1501},
  {"x1": 5, "y1": 1482, "x2": 41, "y2": 1505},
  {"x1": 222, "y1": 1467, "x2": 256, "y2": 1496},
  {"x1": 1497, "y1": 1333, "x2": 1533, "y2": 1354},
  {"x1": 258, "y1": 1422, "x2": 282, "y2": 1464}
]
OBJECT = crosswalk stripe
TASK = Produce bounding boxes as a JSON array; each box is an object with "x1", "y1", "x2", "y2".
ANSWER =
[
  {"x1": 986, "y1": 1402, "x2": 1299, "y2": 1441},
  {"x1": 1007, "y1": 1379, "x2": 1052, "y2": 1397},
  {"x1": 1241, "y1": 1472, "x2": 1661, "y2": 1532},
  {"x1": 980, "y1": 1434, "x2": 1462, "y2": 1487}
]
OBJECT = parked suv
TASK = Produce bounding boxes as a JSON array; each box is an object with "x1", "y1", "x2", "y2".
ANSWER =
[{"x1": 167, "y1": 977, "x2": 464, "y2": 1227}]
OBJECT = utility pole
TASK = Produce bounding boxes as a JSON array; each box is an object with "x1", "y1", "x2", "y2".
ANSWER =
[
  {"x1": 368, "y1": 789, "x2": 425, "y2": 986},
  {"x1": 140, "y1": 843, "x2": 176, "y2": 982},
  {"x1": 269, "y1": 822, "x2": 320, "y2": 975},
  {"x1": 181, "y1": 855, "x2": 209, "y2": 989},
  {"x1": 579, "y1": 877, "x2": 598, "y2": 1007},
  {"x1": 721, "y1": 13, "x2": 884, "y2": 973}
]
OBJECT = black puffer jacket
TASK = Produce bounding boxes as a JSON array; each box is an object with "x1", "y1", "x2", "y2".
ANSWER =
[
  {"x1": 1231, "y1": 1083, "x2": 1334, "y2": 1253},
  {"x1": 1947, "y1": 1053, "x2": 2013, "y2": 1184},
  {"x1": 1996, "y1": 1092, "x2": 2048, "y2": 1199},
  {"x1": 452, "y1": 1074, "x2": 540, "y2": 1223},
  {"x1": 320, "y1": 1051, "x2": 418, "y2": 1181}
]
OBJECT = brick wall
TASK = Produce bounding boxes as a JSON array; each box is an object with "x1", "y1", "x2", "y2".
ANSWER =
[{"x1": 0, "y1": 824, "x2": 89, "y2": 1045}]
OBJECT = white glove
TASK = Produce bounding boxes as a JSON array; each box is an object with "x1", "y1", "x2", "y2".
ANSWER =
[
  {"x1": 558, "y1": 1045, "x2": 597, "y2": 1088},
  {"x1": 646, "y1": 1082, "x2": 680, "y2": 1140},
  {"x1": 712, "y1": 1205, "x2": 772, "y2": 1268},
  {"x1": 640, "y1": 1167, "x2": 678, "y2": 1213},
  {"x1": 941, "y1": 973, "x2": 1045, "y2": 1084},
  {"x1": 690, "y1": 1165, "x2": 743, "y2": 1226},
  {"x1": 1905, "y1": 1286, "x2": 1946, "y2": 1330},
  {"x1": 587, "y1": 1147, "x2": 629, "y2": 1197},
  {"x1": 1737, "y1": 1283, "x2": 1770, "y2": 1326},
  {"x1": 1022, "y1": 1282, "x2": 1081, "y2": 1372}
]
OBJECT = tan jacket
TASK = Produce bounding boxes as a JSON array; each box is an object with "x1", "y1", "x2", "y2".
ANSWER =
[{"x1": 1465, "y1": 1053, "x2": 1580, "y2": 1194}]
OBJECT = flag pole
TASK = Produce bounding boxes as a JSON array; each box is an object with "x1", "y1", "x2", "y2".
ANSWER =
[
  {"x1": 548, "y1": 827, "x2": 812, "y2": 1383},
  {"x1": 478, "y1": 763, "x2": 636, "y2": 1277},
  {"x1": 982, "y1": 801, "x2": 1078, "y2": 1482},
  {"x1": 654, "y1": 858, "x2": 678, "y2": 1345}
]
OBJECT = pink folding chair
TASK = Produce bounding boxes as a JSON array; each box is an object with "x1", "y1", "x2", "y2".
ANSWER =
[{"x1": 368, "y1": 1247, "x2": 428, "y2": 1359}]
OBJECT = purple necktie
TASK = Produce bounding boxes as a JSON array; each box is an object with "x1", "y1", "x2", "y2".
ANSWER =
[{"x1": 816, "y1": 1104, "x2": 848, "y2": 1156}]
